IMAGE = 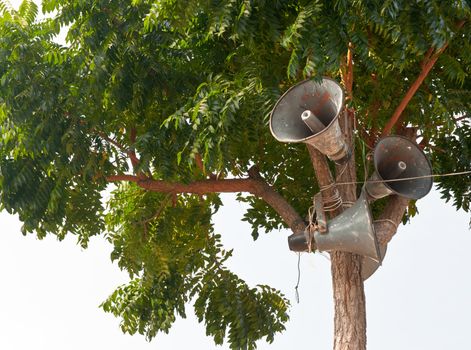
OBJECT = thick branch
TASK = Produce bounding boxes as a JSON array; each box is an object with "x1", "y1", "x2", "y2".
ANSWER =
[
  {"x1": 335, "y1": 109, "x2": 357, "y2": 201},
  {"x1": 381, "y1": 52, "x2": 444, "y2": 136},
  {"x1": 374, "y1": 195, "x2": 409, "y2": 245},
  {"x1": 106, "y1": 174, "x2": 306, "y2": 234},
  {"x1": 382, "y1": 21, "x2": 465, "y2": 136},
  {"x1": 306, "y1": 146, "x2": 342, "y2": 217}
]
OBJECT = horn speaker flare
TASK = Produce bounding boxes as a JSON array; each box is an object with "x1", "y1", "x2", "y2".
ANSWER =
[
  {"x1": 270, "y1": 78, "x2": 350, "y2": 164},
  {"x1": 365, "y1": 136, "x2": 433, "y2": 200},
  {"x1": 288, "y1": 192, "x2": 382, "y2": 262}
]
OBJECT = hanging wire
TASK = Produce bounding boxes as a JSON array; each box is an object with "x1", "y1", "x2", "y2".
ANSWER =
[
  {"x1": 333, "y1": 169, "x2": 471, "y2": 186},
  {"x1": 294, "y1": 253, "x2": 301, "y2": 304},
  {"x1": 319, "y1": 183, "x2": 343, "y2": 212}
]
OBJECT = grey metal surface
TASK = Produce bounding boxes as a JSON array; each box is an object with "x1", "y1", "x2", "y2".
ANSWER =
[
  {"x1": 362, "y1": 244, "x2": 387, "y2": 281},
  {"x1": 288, "y1": 231, "x2": 310, "y2": 252},
  {"x1": 313, "y1": 192, "x2": 381, "y2": 261},
  {"x1": 302, "y1": 110, "x2": 325, "y2": 133},
  {"x1": 365, "y1": 135, "x2": 433, "y2": 200},
  {"x1": 269, "y1": 78, "x2": 350, "y2": 163}
]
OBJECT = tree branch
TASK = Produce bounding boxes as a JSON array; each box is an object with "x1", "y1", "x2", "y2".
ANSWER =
[
  {"x1": 96, "y1": 131, "x2": 127, "y2": 152},
  {"x1": 381, "y1": 52, "x2": 444, "y2": 136},
  {"x1": 341, "y1": 43, "x2": 354, "y2": 101},
  {"x1": 329, "y1": 109, "x2": 366, "y2": 350},
  {"x1": 346, "y1": 43, "x2": 354, "y2": 100},
  {"x1": 381, "y1": 21, "x2": 466, "y2": 137},
  {"x1": 96, "y1": 130, "x2": 141, "y2": 169},
  {"x1": 307, "y1": 145, "x2": 342, "y2": 218},
  {"x1": 453, "y1": 115, "x2": 469, "y2": 122},
  {"x1": 106, "y1": 173, "x2": 306, "y2": 234},
  {"x1": 374, "y1": 195, "x2": 409, "y2": 245},
  {"x1": 128, "y1": 127, "x2": 140, "y2": 169}
]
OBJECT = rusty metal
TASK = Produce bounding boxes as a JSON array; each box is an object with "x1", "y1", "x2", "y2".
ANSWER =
[
  {"x1": 269, "y1": 78, "x2": 350, "y2": 164},
  {"x1": 365, "y1": 136, "x2": 433, "y2": 201}
]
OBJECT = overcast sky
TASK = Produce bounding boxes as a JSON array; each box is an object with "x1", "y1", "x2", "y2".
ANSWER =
[{"x1": 2, "y1": 1, "x2": 471, "y2": 349}]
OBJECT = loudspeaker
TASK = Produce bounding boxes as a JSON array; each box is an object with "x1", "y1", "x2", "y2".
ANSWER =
[
  {"x1": 270, "y1": 78, "x2": 350, "y2": 164},
  {"x1": 362, "y1": 244, "x2": 387, "y2": 281},
  {"x1": 288, "y1": 192, "x2": 382, "y2": 262},
  {"x1": 288, "y1": 231, "x2": 311, "y2": 252},
  {"x1": 365, "y1": 136, "x2": 433, "y2": 200}
]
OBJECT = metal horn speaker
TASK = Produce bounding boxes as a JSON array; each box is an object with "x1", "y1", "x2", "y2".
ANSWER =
[
  {"x1": 365, "y1": 136, "x2": 433, "y2": 201},
  {"x1": 362, "y1": 244, "x2": 387, "y2": 281},
  {"x1": 270, "y1": 78, "x2": 350, "y2": 164},
  {"x1": 288, "y1": 192, "x2": 382, "y2": 261}
]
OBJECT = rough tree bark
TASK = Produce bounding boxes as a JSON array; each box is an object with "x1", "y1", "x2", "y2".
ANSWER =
[
  {"x1": 307, "y1": 110, "x2": 366, "y2": 350},
  {"x1": 332, "y1": 110, "x2": 367, "y2": 350}
]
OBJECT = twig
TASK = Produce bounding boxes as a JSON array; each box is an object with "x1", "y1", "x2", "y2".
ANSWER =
[
  {"x1": 128, "y1": 127, "x2": 140, "y2": 169},
  {"x1": 341, "y1": 43, "x2": 354, "y2": 101},
  {"x1": 96, "y1": 130, "x2": 140, "y2": 167},
  {"x1": 346, "y1": 43, "x2": 354, "y2": 100},
  {"x1": 142, "y1": 195, "x2": 172, "y2": 239}
]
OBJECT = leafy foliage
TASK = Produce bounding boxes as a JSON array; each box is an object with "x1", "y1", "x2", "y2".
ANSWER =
[
  {"x1": 1, "y1": 0, "x2": 470, "y2": 347},
  {"x1": 102, "y1": 184, "x2": 289, "y2": 348}
]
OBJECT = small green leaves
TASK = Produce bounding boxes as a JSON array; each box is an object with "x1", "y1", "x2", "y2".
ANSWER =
[
  {"x1": 1, "y1": 0, "x2": 471, "y2": 348},
  {"x1": 103, "y1": 184, "x2": 289, "y2": 347},
  {"x1": 193, "y1": 269, "x2": 289, "y2": 349}
]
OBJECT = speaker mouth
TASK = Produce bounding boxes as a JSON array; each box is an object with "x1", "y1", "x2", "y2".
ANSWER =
[
  {"x1": 373, "y1": 136, "x2": 433, "y2": 200},
  {"x1": 269, "y1": 77, "x2": 345, "y2": 143},
  {"x1": 362, "y1": 244, "x2": 387, "y2": 281}
]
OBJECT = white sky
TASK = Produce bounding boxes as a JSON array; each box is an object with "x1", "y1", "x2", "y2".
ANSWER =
[
  {"x1": 3, "y1": 1, "x2": 471, "y2": 348},
  {"x1": 0, "y1": 189, "x2": 470, "y2": 349}
]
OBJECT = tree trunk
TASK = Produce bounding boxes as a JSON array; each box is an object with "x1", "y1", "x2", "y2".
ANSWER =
[
  {"x1": 308, "y1": 110, "x2": 367, "y2": 350},
  {"x1": 332, "y1": 110, "x2": 367, "y2": 350},
  {"x1": 331, "y1": 252, "x2": 366, "y2": 350}
]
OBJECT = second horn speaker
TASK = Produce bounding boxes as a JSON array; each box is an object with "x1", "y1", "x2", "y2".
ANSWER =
[{"x1": 365, "y1": 136, "x2": 433, "y2": 201}]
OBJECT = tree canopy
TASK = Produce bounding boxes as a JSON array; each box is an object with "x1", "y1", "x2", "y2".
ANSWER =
[{"x1": 0, "y1": 1, "x2": 470, "y2": 348}]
